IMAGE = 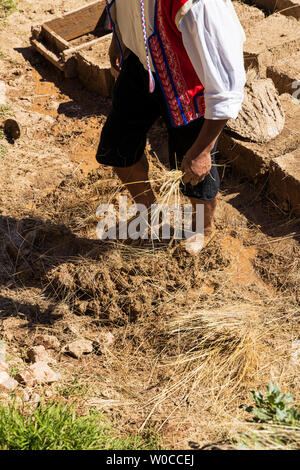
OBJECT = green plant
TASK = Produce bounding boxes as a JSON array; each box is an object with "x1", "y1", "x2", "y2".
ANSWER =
[
  {"x1": 0, "y1": 104, "x2": 11, "y2": 118},
  {"x1": 0, "y1": 143, "x2": 7, "y2": 157},
  {"x1": 242, "y1": 381, "x2": 300, "y2": 426},
  {"x1": 0, "y1": 401, "x2": 162, "y2": 450},
  {"x1": 8, "y1": 364, "x2": 20, "y2": 377},
  {"x1": 237, "y1": 382, "x2": 300, "y2": 449},
  {"x1": 0, "y1": 0, "x2": 17, "y2": 18},
  {"x1": 57, "y1": 376, "x2": 89, "y2": 399}
]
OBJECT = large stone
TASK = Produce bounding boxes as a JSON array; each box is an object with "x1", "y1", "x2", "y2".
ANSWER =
[
  {"x1": 219, "y1": 94, "x2": 300, "y2": 180},
  {"x1": 267, "y1": 52, "x2": 300, "y2": 95},
  {"x1": 34, "y1": 334, "x2": 60, "y2": 351},
  {"x1": 64, "y1": 339, "x2": 93, "y2": 359},
  {"x1": 253, "y1": 0, "x2": 300, "y2": 19},
  {"x1": 227, "y1": 79, "x2": 285, "y2": 143},
  {"x1": 269, "y1": 148, "x2": 300, "y2": 216},
  {"x1": 244, "y1": 14, "x2": 300, "y2": 75}
]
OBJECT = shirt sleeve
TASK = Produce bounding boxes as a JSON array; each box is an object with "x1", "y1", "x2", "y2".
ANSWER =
[{"x1": 178, "y1": 0, "x2": 246, "y2": 120}]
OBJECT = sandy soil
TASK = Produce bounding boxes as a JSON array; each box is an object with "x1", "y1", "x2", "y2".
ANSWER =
[{"x1": 0, "y1": 0, "x2": 299, "y2": 450}]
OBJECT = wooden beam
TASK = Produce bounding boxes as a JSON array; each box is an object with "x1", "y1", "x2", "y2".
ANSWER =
[
  {"x1": 30, "y1": 39, "x2": 64, "y2": 71},
  {"x1": 61, "y1": 33, "x2": 112, "y2": 61},
  {"x1": 42, "y1": 24, "x2": 70, "y2": 52},
  {"x1": 43, "y1": 0, "x2": 107, "y2": 41}
]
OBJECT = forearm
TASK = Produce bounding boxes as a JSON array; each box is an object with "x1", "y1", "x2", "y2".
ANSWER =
[{"x1": 185, "y1": 119, "x2": 227, "y2": 160}]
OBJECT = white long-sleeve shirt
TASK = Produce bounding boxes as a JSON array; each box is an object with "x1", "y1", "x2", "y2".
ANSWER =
[{"x1": 115, "y1": 0, "x2": 246, "y2": 120}]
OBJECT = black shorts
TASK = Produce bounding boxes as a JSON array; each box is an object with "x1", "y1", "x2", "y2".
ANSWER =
[{"x1": 96, "y1": 53, "x2": 220, "y2": 201}]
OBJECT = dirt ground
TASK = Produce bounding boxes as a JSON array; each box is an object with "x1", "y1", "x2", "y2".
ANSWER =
[{"x1": 0, "y1": 1, "x2": 300, "y2": 450}]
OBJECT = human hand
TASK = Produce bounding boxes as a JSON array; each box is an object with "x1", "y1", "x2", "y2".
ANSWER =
[
  {"x1": 109, "y1": 35, "x2": 121, "y2": 71},
  {"x1": 181, "y1": 151, "x2": 212, "y2": 186}
]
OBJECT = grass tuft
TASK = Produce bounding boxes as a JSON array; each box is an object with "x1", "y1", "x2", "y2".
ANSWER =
[
  {"x1": 0, "y1": 0, "x2": 17, "y2": 18},
  {"x1": 0, "y1": 400, "x2": 162, "y2": 450}
]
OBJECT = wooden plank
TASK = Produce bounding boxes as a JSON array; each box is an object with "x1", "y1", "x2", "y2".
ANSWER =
[
  {"x1": 61, "y1": 33, "x2": 112, "y2": 61},
  {"x1": 30, "y1": 39, "x2": 64, "y2": 71},
  {"x1": 42, "y1": 24, "x2": 70, "y2": 52},
  {"x1": 44, "y1": 0, "x2": 107, "y2": 41}
]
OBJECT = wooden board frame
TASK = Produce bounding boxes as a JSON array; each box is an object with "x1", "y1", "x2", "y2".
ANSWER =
[{"x1": 30, "y1": 0, "x2": 111, "y2": 79}]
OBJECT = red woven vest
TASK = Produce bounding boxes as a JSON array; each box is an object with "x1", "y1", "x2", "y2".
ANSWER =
[{"x1": 149, "y1": 0, "x2": 205, "y2": 127}]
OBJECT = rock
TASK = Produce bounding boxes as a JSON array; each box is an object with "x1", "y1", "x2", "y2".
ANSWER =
[
  {"x1": 0, "y1": 340, "x2": 6, "y2": 361},
  {"x1": 227, "y1": 78, "x2": 285, "y2": 143},
  {"x1": 22, "y1": 390, "x2": 30, "y2": 402},
  {"x1": 291, "y1": 340, "x2": 300, "y2": 365},
  {"x1": 31, "y1": 393, "x2": 41, "y2": 404},
  {"x1": 34, "y1": 334, "x2": 60, "y2": 351},
  {"x1": 16, "y1": 362, "x2": 60, "y2": 386},
  {"x1": 0, "y1": 371, "x2": 18, "y2": 392},
  {"x1": 2, "y1": 318, "x2": 28, "y2": 341},
  {"x1": 0, "y1": 361, "x2": 9, "y2": 372},
  {"x1": 64, "y1": 339, "x2": 93, "y2": 359},
  {"x1": 98, "y1": 331, "x2": 115, "y2": 348},
  {"x1": 16, "y1": 369, "x2": 35, "y2": 387},
  {"x1": 4, "y1": 119, "x2": 21, "y2": 141},
  {"x1": 29, "y1": 362, "x2": 60, "y2": 384},
  {"x1": 74, "y1": 300, "x2": 89, "y2": 315},
  {"x1": 27, "y1": 345, "x2": 56, "y2": 364}
]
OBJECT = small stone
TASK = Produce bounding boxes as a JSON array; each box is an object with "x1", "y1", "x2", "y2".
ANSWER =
[
  {"x1": 16, "y1": 369, "x2": 34, "y2": 387},
  {"x1": 22, "y1": 390, "x2": 30, "y2": 402},
  {"x1": 98, "y1": 331, "x2": 115, "y2": 348},
  {"x1": 75, "y1": 300, "x2": 89, "y2": 315},
  {"x1": 64, "y1": 339, "x2": 93, "y2": 359},
  {"x1": 0, "y1": 361, "x2": 9, "y2": 372},
  {"x1": 0, "y1": 340, "x2": 6, "y2": 362},
  {"x1": 16, "y1": 362, "x2": 60, "y2": 386},
  {"x1": 31, "y1": 393, "x2": 41, "y2": 404},
  {"x1": 34, "y1": 334, "x2": 60, "y2": 351},
  {"x1": 27, "y1": 345, "x2": 56, "y2": 365},
  {"x1": 29, "y1": 362, "x2": 60, "y2": 384},
  {"x1": 188, "y1": 441, "x2": 200, "y2": 449},
  {"x1": 291, "y1": 340, "x2": 300, "y2": 365},
  {"x1": 0, "y1": 371, "x2": 18, "y2": 392},
  {"x1": 0, "y1": 371, "x2": 10, "y2": 382}
]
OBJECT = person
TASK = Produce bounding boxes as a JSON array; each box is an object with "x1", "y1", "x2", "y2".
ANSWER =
[{"x1": 97, "y1": 0, "x2": 246, "y2": 251}]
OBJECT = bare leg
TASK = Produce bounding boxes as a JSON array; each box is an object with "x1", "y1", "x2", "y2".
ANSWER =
[
  {"x1": 189, "y1": 195, "x2": 218, "y2": 234},
  {"x1": 114, "y1": 155, "x2": 156, "y2": 208},
  {"x1": 183, "y1": 194, "x2": 218, "y2": 254}
]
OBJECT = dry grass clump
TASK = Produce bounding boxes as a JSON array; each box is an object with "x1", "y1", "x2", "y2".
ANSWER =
[
  {"x1": 234, "y1": 423, "x2": 300, "y2": 450},
  {"x1": 145, "y1": 304, "x2": 264, "y2": 407}
]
